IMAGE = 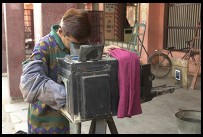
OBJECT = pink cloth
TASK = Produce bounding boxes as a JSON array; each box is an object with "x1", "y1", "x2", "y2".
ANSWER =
[{"x1": 109, "y1": 49, "x2": 142, "y2": 118}]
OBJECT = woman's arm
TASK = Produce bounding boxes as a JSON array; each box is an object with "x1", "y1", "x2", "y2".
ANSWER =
[
  {"x1": 19, "y1": 60, "x2": 66, "y2": 110},
  {"x1": 19, "y1": 39, "x2": 66, "y2": 110}
]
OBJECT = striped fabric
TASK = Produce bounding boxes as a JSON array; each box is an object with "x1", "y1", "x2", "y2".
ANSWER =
[{"x1": 28, "y1": 25, "x2": 70, "y2": 134}]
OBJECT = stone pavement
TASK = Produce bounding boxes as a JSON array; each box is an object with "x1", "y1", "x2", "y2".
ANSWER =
[{"x1": 2, "y1": 73, "x2": 201, "y2": 134}]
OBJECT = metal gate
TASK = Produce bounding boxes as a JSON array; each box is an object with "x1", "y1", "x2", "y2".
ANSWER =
[
  {"x1": 24, "y1": 9, "x2": 34, "y2": 59},
  {"x1": 165, "y1": 3, "x2": 201, "y2": 50},
  {"x1": 114, "y1": 3, "x2": 124, "y2": 41},
  {"x1": 24, "y1": 9, "x2": 34, "y2": 48}
]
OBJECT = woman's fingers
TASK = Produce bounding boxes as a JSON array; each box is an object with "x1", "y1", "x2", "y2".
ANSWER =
[{"x1": 103, "y1": 45, "x2": 121, "y2": 53}]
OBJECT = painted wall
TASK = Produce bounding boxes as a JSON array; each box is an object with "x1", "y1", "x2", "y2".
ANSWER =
[
  {"x1": 147, "y1": 3, "x2": 165, "y2": 57},
  {"x1": 139, "y1": 3, "x2": 165, "y2": 64},
  {"x1": 33, "y1": 3, "x2": 79, "y2": 44},
  {"x1": 4, "y1": 3, "x2": 26, "y2": 101}
]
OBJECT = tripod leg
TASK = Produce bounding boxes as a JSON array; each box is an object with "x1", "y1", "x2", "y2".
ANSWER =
[
  {"x1": 89, "y1": 119, "x2": 107, "y2": 134},
  {"x1": 89, "y1": 119, "x2": 96, "y2": 134},
  {"x1": 94, "y1": 119, "x2": 107, "y2": 134},
  {"x1": 106, "y1": 116, "x2": 118, "y2": 134},
  {"x1": 69, "y1": 122, "x2": 81, "y2": 134}
]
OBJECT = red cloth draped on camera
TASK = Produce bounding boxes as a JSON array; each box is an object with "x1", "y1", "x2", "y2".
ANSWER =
[{"x1": 109, "y1": 48, "x2": 142, "y2": 118}]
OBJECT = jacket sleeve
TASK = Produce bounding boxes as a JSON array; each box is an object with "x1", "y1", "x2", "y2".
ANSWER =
[{"x1": 19, "y1": 59, "x2": 66, "y2": 110}]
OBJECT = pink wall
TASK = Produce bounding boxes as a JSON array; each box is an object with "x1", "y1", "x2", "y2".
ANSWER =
[
  {"x1": 147, "y1": 3, "x2": 165, "y2": 55},
  {"x1": 140, "y1": 3, "x2": 165, "y2": 64},
  {"x1": 4, "y1": 3, "x2": 26, "y2": 100},
  {"x1": 33, "y1": 3, "x2": 79, "y2": 44},
  {"x1": 41, "y1": 3, "x2": 79, "y2": 36}
]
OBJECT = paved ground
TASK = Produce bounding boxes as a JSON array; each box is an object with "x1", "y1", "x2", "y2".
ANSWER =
[
  {"x1": 2, "y1": 75, "x2": 16, "y2": 134},
  {"x1": 2, "y1": 73, "x2": 201, "y2": 134}
]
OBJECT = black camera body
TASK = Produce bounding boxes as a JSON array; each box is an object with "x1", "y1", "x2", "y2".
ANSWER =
[
  {"x1": 57, "y1": 56, "x2": 119, "y2": 123},
  {"x1": 57, "y1": 45, "x2": 154, "y2": 123}
]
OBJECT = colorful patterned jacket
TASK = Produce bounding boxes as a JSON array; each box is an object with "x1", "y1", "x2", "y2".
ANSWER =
[{"x1": 19, "y1": 25, "x2": 70, "y2": 134}]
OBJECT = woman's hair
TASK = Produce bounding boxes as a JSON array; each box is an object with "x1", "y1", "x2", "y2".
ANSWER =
[{"x1": 60, "y1": 8, "x2": 91, "y2": 42}]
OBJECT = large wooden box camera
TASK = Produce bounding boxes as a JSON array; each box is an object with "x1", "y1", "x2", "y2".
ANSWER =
[
  {"x1": 57, "y1": 57, "x2": 119, "y2": 123},
  {"x1": 57, "y1": 45, "x2": 153, "y2": 123}
]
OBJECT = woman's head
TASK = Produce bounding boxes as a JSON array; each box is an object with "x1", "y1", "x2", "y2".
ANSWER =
[{"x1": 59, "y1": 8, "x2": 91, "y2": 43}]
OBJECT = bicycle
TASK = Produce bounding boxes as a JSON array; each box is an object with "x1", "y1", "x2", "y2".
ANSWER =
[
  {"x1": 147, "y1": 40, "x2": 199, "y2": 78},
  {"x1": 147, "y1": 47, "x2": 174, "y2": 78},
  {"x1": 127, "y1": 22, "x2": 200, "y2": 79}
]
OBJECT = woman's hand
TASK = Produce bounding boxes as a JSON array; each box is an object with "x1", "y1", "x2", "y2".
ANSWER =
[{"x1": 103, "y1": 45, "x2": 121, "y2": 54}]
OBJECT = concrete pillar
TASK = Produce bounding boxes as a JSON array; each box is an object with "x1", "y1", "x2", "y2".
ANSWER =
[
  {"x1": 147, "y1": 3, "x2": 165, "y2": 56},
  {"x1": 3, "y1": 3, "x2": 26, "y2": 101},
  {"x1": 139, "y1": 3, "x2": 165, "y2": 64},
  {"x1": 33, "y1": 3, "x2": 79, "y2": 43},
  {"x1": 2, "y1": 4, "x2": 7, "y2": 73},
  {"x1": 138, "y1": 3, "x2": 149, "y2": 64}
]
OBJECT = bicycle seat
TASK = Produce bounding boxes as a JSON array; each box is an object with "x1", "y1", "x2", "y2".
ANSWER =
[{"x1": 166, "y1": 47, "x2": 175, "y2": 51}]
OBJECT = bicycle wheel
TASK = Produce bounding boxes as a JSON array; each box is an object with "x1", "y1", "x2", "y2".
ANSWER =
[{"x1": 148, "y1": 53, "x2": 172, "y2": 78}]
